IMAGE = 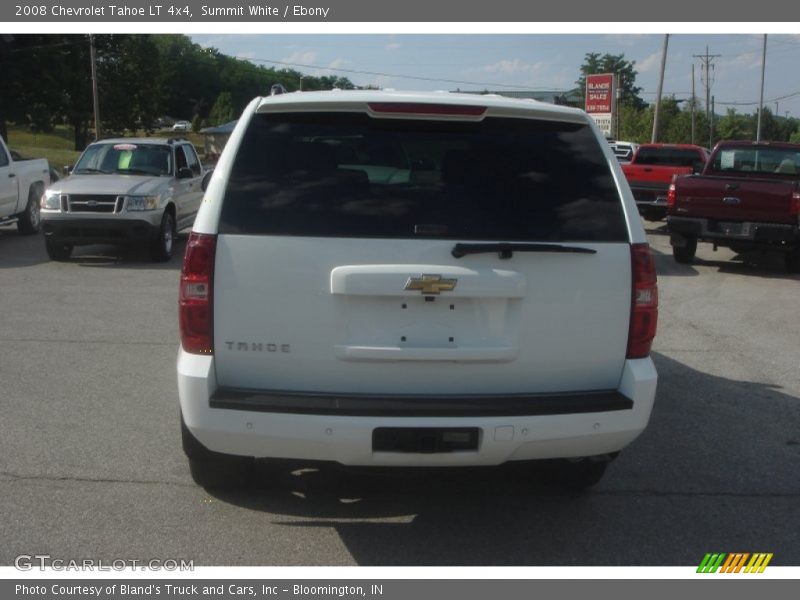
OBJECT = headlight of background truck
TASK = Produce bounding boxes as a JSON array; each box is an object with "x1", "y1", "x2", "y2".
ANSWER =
[
  {"x1": 125, "y1": 195, "x2": 160, "y2": 211},
  {"x1": 41, "y1": 193, "x2": 61, "y2": 210}
]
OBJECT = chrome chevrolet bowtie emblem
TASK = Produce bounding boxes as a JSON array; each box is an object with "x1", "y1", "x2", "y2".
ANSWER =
[{"x1": 404, "y1": 274, "x2": 457, "y2": 295}]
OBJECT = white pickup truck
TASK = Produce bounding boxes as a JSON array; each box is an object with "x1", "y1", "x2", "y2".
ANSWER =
[{"x1": 0, "y1": 135, "x2": 50, "y2": 234}]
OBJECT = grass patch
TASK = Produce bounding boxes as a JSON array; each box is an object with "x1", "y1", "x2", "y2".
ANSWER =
[
  {"x1": 7, "y1": 124, "x2": 208, "y2": 175},
  {"x1": 7, "y1": 125, "x2": 76, "y2": 151}
]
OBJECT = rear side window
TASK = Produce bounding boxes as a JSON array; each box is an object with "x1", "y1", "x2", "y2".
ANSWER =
[{"x1": 220, "y1": 112, "x2": 628, "y2": 242}]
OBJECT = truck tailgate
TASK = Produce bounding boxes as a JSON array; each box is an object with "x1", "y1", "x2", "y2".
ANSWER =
[{"x1": 674, "y1": 176, "x2": 797, "y2": 224}]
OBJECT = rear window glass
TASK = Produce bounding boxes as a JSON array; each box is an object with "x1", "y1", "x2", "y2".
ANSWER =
[
  {"x1": 711, "y1": 147, "x2": 800, "y2": 176},
  {"x1": 219, "y1": 112, "x2": 627, "y2": 242},
  {"x1": 635, "y1": 147, "x2": 702, "y2": 166}
]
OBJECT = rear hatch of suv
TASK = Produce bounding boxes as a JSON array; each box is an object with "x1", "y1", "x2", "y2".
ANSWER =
[{"x1": 210, "y1": 99, "x2": 635, "y2": 396}]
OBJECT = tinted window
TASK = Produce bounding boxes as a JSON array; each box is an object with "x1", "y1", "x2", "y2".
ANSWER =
[
  {"x1": 635, "y1": 148, "x2": 701, "y2": 166},
  {"x1": 220, "y1": 112, "x2": 627, "y2": 242},
  {"x1": 0, "y1": 144, "x2": 8, "y2": 167}
]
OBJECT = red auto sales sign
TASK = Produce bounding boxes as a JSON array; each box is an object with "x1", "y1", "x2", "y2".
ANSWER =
[
  {"x1": 585, "y1": 73, "x2": 615, "y2": 136},
  {"x1": 585, "y1": 73, "x2": 615, "y2": 114}
]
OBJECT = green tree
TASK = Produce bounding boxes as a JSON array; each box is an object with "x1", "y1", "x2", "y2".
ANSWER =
[
  {"x1": 576, "y1": 52, "x2": 646, "y2": 110},
  {"x1": 716, "y1": 108, "x2": 752, "y2": 141},
  {"x1": 208, "y1": 91, "x2": 235, "y2": 125},
  {"x1": 0, "y1": 34, "x2": 71, "y2": 140},
  {"x1": 99, "y1": 35, "x2": 162, "y2": 134},
  {"x1": 56, "y1": 35, "x2": 96, "y2": 150}
]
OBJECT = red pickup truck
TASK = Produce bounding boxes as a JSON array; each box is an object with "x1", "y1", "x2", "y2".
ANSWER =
[
  {"x1": 622, "y1": 144, "x2": 709, "y2": 220},
  {"x1": 667, "y1": 140, "x2": 800, "y2": 271}
]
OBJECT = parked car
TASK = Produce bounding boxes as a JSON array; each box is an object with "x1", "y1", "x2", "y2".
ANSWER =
[
  {"x1": 0, "y1": 136, "x2": 50, "y2": 234},
  {"x1": 172, "y1": 120, "x2": 192, "y2": 132},
  {"x1": 622, "y1": 143, "x2": 709, "y2": 220},
  {"x1": 40, "y1": 137, "x2": 206, "y2": 261},
  {"x1": 177, "y1": 90, "x2": 659, "y2": 489},
  {"x1": 667, "y1": 140, "x2": 800, "y2": 270}
]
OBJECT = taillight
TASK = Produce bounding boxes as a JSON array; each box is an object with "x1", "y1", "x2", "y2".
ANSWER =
[
  {"x1": 367, "y1": 102, "x2": 487, "y2": 118},
  {"x1": 179, "y1": 233, "x2": 217, "y2": 355},
  {"x1": 627, "y1": 243, "x2": 658, "y2": 359},
  {"x1": 791, "y1": 190, "x2": 800, "y2": 217},
  {"x1": 666, "y1": 181, "x2": 677, "y2": 211}
]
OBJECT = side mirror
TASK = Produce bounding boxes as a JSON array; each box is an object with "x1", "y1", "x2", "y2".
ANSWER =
[
  {"x1": 692, "y1": 161, "x2": 704, "y2": 175},
  {"x1": 177, "y1": 167, "x2": 194, "y2": 179},
  {"x1": 201, "y1": 170, "x2": 214, "y2": 192}
]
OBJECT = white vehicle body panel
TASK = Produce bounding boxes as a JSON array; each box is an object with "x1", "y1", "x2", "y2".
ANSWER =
[
  {"x1": 179, "y1": 351, "x2": 656, "y2": 465},
  {"x1": 212, "y1": 237, "x2": 631, "y2": 394},
  {"x1": 0, "y1": 136, "x2": 50, "y2": 219}
]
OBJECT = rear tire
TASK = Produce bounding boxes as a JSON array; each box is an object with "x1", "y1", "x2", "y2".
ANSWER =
[
  {"x1": 17, "y1": 185, "x2": 42, "y2": 235},
  {"x1": 672, "y1": 236, "x2": 697, "y2": 264},
  {"x1": 181, "y1": 413, "x2": 254, "y2": 489},
  {"x1": 150, "y1": 211, "x2": 175, "y2": 262},
  {"x1": 45, "y1": 238, "x2": 73, "y2": 261}
]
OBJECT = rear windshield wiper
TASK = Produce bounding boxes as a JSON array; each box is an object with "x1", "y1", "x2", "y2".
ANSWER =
[{"x1": 452, "y1": 242, "x2": 597, "y2": 259}]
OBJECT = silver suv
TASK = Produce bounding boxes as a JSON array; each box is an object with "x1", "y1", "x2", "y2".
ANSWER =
[
  {"x1": 177, "y1": 91, "x2": 659, "y2": 489},
  {"x1": 41, "y1": 137, "x2": 206, "y2": 261}
]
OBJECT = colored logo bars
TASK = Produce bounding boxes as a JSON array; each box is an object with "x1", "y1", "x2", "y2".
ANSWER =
[{"x1": 697, "y1": 553, "x2": 773, "y2": 573}]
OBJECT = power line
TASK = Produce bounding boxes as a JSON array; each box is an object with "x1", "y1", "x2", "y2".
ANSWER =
[
  {"x1": 242, "y1": 55, "x2": 565, "y2": 91},
  {"x1": 716, "y1": 89, "x2": 800, "y2": 107}
]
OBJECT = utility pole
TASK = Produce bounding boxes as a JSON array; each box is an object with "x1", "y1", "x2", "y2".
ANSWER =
[
  {"x1": 694, "y1": 46, "x2": 721, "y2": 118},
  {"x1": 756, "y1": 34, "x2": 767, "y2": 142},
  {"x1": 651, "y1": 34, "x2": 670, "y2": 143},
  {"x1": 89, "y1": 34, "x2": 101, "y2": 140},
  {"x1": 691, "y1": 63, "x2": 696, "y2": 145},
  {"x1": 710, "y1": 96, "x2": 715, "y2": 148}
]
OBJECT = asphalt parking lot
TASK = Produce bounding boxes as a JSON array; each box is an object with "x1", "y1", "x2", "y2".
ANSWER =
[{"x1": 0, "y1": 221, "x2": 798, "y2": 567}]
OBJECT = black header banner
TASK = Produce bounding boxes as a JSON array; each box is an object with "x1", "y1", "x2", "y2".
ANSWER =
[{"x1": 2, "y1": 1, "x2": 800, "y2": 22}]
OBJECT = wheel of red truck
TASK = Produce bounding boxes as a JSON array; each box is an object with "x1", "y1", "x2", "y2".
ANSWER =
[
  {"x1": 44, "y1": 238, "x2": 72, "y2": 261},
  {"x1": 672, "y1": 236, "x2": 697, "y2": 264},
  {"x1": 17, "y1": 185, "x2": 42, "y2": 235},
  {"x1": 180, "y1": 412, "x2": 255, "y2": 489},
  {"x1": 150, "y1": 211, "x2": 175, "y2": 262}
]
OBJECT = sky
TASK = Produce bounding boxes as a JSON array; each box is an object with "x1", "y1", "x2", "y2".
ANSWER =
[{"x1": 190, "y1": 34, "x2": 800, "y2": 118}]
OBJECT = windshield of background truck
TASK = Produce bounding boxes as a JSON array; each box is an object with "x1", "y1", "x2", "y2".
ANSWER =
[
  {"x1": 220, "y1": 112, "x2": 628, "y2": 242},
  {"x1": 74, "y1": 143, "x2": 172, "y2": 176},
  {"x1": 712, "y1": 147, "x2": 800, "y2": 176}
]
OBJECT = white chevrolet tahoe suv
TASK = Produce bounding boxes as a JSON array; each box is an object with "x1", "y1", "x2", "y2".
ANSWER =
[
  {"x1": 40, "y1": 137, "x2": 205, "y2": 261},
  {"x1": 177, "y1": 90, "x2": 658, "y2": 489}
]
